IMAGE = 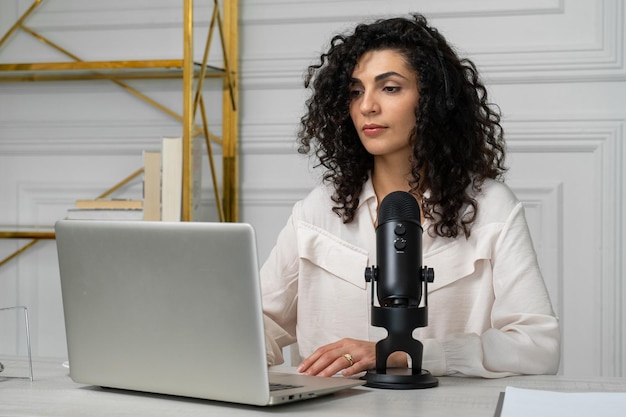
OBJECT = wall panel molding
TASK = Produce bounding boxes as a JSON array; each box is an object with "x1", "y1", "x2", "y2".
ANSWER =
[
  {"x1": 505, "y1": 118, "x2": 624, "y2": 152},
  {"x1": 241, "y1": 0, "x2": 563, "y2": 24},
  {"x1": 507, "y1": 118, "x2": 623, "y2": 376},
  {"x1": 237, "y1": 117, "x2": 626, "y2": 155},
  {"x1": 17, "y1": 182, "x2": 142, "y2": 224},
  {"x1": 3, "y1": 1, "x2": 222, "y2": 62},
  {"x1": 241, "y1": 0, "x2": 625, "y2": 87},
  {"x1": 18, "y1": 0, "x2": 214, "y2": 29},
  {"x1": 0, "y1": 120, "x2": 216, "y2": 155},
  {"x1": 14, "y1": 182, "x2": 84, "y2": 355}
]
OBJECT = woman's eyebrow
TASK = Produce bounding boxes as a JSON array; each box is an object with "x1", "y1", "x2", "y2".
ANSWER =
[
  {"x1": 374, "y1": 71, "x2": 409, "y2": 81},
  {"x1": 350, "y1": 71, "x2": 410, "y2": 85}
]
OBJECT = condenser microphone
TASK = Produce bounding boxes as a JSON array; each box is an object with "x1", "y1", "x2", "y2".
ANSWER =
[
  {"x1": 375, "y1": 191, "x2": 423, "y2": 308},
  {"x1": 364, "y1": 191, "x2": 437, "y2": 389}
]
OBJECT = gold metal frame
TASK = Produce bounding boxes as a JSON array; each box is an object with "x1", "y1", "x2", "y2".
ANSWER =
[{"x1": 0, "y1": 0, "x2": 239, "y2": 267}]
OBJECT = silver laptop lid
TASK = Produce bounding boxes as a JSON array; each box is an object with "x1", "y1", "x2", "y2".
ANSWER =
[{"x1": 55, "y1": 220, "x2": 271, "y2": 405}]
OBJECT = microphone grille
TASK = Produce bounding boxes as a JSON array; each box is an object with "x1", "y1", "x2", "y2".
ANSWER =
[{"x1": 378, "y1": 191, "x2": 421, "y2": 223}]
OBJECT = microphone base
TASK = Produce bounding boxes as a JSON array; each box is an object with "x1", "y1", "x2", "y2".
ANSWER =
[{"x1": 363, "y1": 368, "x2": 438, "y2": 390}]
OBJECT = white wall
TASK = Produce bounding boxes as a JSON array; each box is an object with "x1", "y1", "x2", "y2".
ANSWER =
[{"x1": 1, "y1": 0, "x2": 624, "y2": 377}]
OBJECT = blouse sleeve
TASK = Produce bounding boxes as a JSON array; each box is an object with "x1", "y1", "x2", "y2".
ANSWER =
[
  {"x1": 259, "y1": 210, "x2": 300, "y2": 366},
  {"x1": 421, "y1": 202, "x2": 561, "y2": 377}
]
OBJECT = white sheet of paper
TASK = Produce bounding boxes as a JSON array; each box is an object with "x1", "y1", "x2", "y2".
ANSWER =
[{"x1": 500, "y1": 386, "x2": 626, "y2": 417}]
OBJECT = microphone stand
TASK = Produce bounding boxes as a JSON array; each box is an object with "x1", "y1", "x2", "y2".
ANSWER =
[{"x1": 364, "y1": 265, "x2": 438, "y2": 389}]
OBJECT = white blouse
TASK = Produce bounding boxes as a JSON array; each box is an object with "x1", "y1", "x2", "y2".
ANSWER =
[{"x1": 260, "y1": 177, "x2": 560, "y2": 377}]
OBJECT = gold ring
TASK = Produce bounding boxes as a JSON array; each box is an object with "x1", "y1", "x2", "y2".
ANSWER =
[{"x1": 343, "y1": 353, "x2": 354, "y2": 367}]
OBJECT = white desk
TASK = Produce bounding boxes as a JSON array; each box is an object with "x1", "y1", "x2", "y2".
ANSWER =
[{"x1": 2, "y1": 357, "x2": 626, "y2": 417}]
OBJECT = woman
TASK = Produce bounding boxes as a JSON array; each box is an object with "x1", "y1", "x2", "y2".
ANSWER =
[{"x1": 261, "y1": 13, "x2": 560, "y2": 378}]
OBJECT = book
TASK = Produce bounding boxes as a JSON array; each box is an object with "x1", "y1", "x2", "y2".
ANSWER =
[
  {"x1": 142, "y1": 150, "x2": 161, "y2": 221},
  {"x1": 161, "y1": 137, "x2": 183, "y2": 221},
  {"x1": 75, "y1": 199, "x2": 143, "y2": 209},
  {"x1": 66, "y1": 208, "x2": 144, "y2": 221}
]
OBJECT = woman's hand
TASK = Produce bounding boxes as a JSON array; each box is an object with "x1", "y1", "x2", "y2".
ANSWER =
[{"x1": 297, "y1": 338, "x2": 407, "y2": 377}]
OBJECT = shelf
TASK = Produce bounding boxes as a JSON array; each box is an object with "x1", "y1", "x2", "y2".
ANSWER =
[
  {"x1": 0, "y1": 227, "x2": 55, "y2": 269},
  {"x1": 0, "y1": 0, "x2": 239, "y2": 269},
  {"x1": 0, "y1": 227, "x2": 55, "y2": 240},
  {"x1": 0, "y1": 60, "x2": 227, "y2": 82}
]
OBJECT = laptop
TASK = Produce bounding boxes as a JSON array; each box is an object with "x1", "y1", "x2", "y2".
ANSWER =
[{"x1": 55, "y1": 220, "x2": 364, "y2": 406}]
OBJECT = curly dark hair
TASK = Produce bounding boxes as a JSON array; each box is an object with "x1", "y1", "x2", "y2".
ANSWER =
[{"x1": 297, "y1": 13, "x2": 507, "y2": 238}]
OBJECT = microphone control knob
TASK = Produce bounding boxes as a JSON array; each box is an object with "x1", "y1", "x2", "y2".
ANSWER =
[
  {"x1": 394, "y1": 237, "x2": 407, "y2": 251},
  {"x1": 394, "y1": 223, "x2": 406, "y2": 236}
]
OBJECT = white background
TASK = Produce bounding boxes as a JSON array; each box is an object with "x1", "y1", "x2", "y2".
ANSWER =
[{"x1": 1, "y1": 0, "x2": 624, "y2": 377}]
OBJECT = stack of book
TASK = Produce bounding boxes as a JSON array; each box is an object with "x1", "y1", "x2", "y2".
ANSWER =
[
  {"x1": 66, "y1": 199, "x2": 144, "y2": 220},
  {"x1": 66, "y1": 136, "x2": 201, "y2": 221}
]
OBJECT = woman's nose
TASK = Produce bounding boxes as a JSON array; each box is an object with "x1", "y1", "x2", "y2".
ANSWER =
[{"x1": 360, "y1": 91, "x2": 380, "y2": 114}]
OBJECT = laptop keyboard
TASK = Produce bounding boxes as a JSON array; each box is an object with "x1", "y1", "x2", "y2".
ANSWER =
[{"x1": 269, "y1": 383, "x2": 303, "y2": 392}]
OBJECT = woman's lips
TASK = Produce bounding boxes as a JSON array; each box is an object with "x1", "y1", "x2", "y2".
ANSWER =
[{"x1": 362, "y1": 124, "x2": 386, "y2": 136}]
